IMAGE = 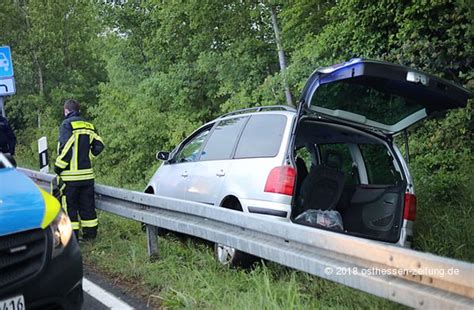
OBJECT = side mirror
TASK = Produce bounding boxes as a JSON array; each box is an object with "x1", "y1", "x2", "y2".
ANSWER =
[{"x1": 156, "y1": 151, "x2": 170, "y2": 161}]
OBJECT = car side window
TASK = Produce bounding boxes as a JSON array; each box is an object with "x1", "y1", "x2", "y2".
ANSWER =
[
  {"x1": 200, "y1": 117, "x2": 248, "y2": 161},
  {"x1": 234, "y1": 114, "x2": 287, "y2": 159},
  {"x1": 175, "y1": 128, "x2": 211, "y2": 163},
  {"x1": 359, "y1": 144, "x2": 402, "y2": 185},
  {"x1": 295, "y1": 147, "x2": 312, "y2": 171},
  {"x1": 318, "y1": 143, "x2": 359, "y2": 185}
]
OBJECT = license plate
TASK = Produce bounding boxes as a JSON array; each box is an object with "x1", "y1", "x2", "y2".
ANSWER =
[{"x1": 0, "y1": 295, "x2": 25, "y2": 310}]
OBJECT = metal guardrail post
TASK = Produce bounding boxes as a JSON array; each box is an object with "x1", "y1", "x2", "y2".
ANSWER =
[{"x1": 146, "y1": 224, "x2": 159, "y2": 260}]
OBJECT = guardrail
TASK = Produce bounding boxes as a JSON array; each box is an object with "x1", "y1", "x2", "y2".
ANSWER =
[{"x1": 20, "y1": 168, "x2": 473, "y2": 309}]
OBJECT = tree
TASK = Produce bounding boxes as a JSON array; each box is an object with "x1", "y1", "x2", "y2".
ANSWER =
[
  {"x1": 0, "y1": 0, "x2": 106, "y2": 149},
  {"x1": 91, "y1": 0, "x2": 282, "y2": 186},
  {"x1": 269, "y1": 4, "x2": 294, "y2": 107}
]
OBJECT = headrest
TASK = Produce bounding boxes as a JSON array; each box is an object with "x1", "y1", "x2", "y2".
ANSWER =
[{"x1": 324, "y1": 150, "x2": 343, "y2": 170}]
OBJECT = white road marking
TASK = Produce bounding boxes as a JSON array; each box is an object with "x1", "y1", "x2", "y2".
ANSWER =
[{"x1": 83, "y1": 277, "x2": 134, "y2": 310}]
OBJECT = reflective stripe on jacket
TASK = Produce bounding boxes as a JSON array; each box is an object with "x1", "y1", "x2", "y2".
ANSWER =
[{"x1": 55, "y1": 114, "x2": 104, "y2": 182}]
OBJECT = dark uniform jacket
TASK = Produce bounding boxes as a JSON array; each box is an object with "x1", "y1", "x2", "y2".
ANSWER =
[
  {"x1": 0, "y1": 116, "x2": 16, "y2": 155},
  {"x1": 54, "y1": 111, "x2": 104, "y2": 184}
]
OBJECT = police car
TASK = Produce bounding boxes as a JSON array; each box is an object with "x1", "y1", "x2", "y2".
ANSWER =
[{"x1": 0, "y1": 153, "x2": 83, "y2": 309}]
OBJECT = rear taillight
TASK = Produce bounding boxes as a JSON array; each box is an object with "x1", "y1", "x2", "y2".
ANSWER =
[
  {"x1": 264, "y1": 166, "x2": 296, "y2": 196},
  {"x1": 403, "y1": 193, "x2": 417, "y2": 221}
]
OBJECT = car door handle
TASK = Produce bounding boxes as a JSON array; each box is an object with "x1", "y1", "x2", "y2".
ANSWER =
[
  {"x1": 181, "y1": 171, "x2": 188, "y2": 177},
  {"x1": 216, "y1": 170, "x2": 225, "y2": 177}
]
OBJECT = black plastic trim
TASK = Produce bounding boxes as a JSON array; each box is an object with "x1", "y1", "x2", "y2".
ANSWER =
[{"x1": 248, "y1": 207, "x2": 287, "y2": 218}]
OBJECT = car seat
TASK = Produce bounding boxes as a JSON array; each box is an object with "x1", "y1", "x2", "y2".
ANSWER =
[{"x1": 298, "y1": 150, "x2": 346, "y2": 212}]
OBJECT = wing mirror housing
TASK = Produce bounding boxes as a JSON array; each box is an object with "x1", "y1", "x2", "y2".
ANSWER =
[{"x1": 156, "y1": 151, "x2": 170, "y2": 161}]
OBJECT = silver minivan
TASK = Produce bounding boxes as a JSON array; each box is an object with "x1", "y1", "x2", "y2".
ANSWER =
[{"x1": 146, "y1": 59, "x2": 472, "y2": 266}]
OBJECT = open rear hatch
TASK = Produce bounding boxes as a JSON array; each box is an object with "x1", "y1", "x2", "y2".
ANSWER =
[
  {"x1": 292, "y1": 59, "x2": 472, "y2": 244},
  {"x1": 300, "y1": 58, "x2": 473, "y2": 134}
]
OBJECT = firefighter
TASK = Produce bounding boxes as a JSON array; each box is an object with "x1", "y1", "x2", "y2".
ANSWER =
[
  {"x1": 0, "y1": 114, "x2": 17, "y2": 157},
  {"x1": 54, "y1": 99, "x2": 104, "y2": 240}
]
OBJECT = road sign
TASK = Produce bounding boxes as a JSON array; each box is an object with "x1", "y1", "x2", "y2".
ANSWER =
[
  {"x1": 0, "y1": 46, "x2": 14, "y2": 78},
  {"x1": 0, "y1": 77, "x2": 16, "y2": 96},
  {"x1": 38, "y1": 137, "x2": 49, "y2": 173}
]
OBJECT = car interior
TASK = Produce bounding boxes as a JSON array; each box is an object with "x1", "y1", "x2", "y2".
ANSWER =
[{"x1": 291, "y1": 119, "x2": 406, "y2": 243}]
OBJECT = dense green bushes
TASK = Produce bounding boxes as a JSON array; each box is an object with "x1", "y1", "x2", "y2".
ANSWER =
[{"x1": 409, "y1": 107, "x2": 473, "y2": 260}]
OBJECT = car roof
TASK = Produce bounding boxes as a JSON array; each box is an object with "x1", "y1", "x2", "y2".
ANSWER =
[{"x1": 204, "y1": 106, "x2": 296, "y2": 127}]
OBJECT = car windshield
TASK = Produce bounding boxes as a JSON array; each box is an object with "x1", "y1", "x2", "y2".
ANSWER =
[{"x1": 310, "y1": 79, "x2": 424, "y2": 126}]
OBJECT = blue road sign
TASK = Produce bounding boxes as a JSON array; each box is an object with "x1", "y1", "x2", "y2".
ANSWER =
[{"x1": 0, "y1": 46, "x2": 14, "y2": 78}]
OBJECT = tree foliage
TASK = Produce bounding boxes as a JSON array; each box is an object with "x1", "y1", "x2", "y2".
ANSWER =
[{"x1": 0, "y1": 0, "x2": 106, "y2": 153}]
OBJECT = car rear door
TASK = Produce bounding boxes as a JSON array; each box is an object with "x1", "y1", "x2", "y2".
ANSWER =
[{"x1": 300, "y1": 58, "x2": 473, "y2": 134}]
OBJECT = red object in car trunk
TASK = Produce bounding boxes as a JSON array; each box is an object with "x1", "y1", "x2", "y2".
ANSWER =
[
  {"x1": 264, "y1": 166, "x2": 296, "y2": 196},
  {"x1": 403, "y1": 193, "x2": 417, "y2": 221}
]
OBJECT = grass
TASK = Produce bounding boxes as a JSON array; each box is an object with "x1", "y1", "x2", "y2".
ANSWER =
[
  {"x1": 414, "y1": 199, "x2": 473, "y2": 261},
  {"x1": 81, "y1": 212, "x2": 404, "y2": 309},
  {"x1": 412, "y1": 186, "x2": 473, "y2": 261},
  {"x1": 409, "y1": 155, "x2": 474, "y2": 262}
]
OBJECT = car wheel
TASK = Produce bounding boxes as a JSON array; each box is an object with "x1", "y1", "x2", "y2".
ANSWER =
[
  {"x1": 214, "y1": 243, "x2": 235, "y2": 266},
  {"x1": 214, "y1": 199, "x2": 258, "y2": 268}
]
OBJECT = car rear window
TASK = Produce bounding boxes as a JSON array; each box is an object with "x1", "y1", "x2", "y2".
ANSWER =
[
  {"x1": 234, "y1": 114, "x2": 287, "y2": 159},
  {"x1": 311, "y1": 80, "x2": 423, "y2": 126},
  {"x1": 200, "y1": 117, "x2": 248, "y2": 161}
]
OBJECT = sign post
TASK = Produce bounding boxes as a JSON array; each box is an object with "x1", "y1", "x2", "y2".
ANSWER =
[
  {"x1": 38, "y1": 137, "x2": 49, "y2": 173},
  {"x1": 0, "y1": 97, "x2": 4, "y2": 118},
  {"x1": 0, "y1": 46, "x2": 16, "y2": 117}
]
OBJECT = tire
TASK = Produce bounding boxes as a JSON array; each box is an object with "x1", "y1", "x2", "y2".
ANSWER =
[
  {"x1": 213, "y1": 199, "x2": 258, "y2": 268},
  {"x1": 214, "y1": 242, "x2": 257, "y2": 268}
]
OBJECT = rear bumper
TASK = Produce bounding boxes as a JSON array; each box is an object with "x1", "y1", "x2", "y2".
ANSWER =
[
  {"x1": 1, "y1": 232, "x2": 83, "y2": 310},
  {"x1": 241, "y1": 198, "x2": 291, "y2": 220},
  {"x1": 397, "y1": 220, "x2": 414, "y2": 248}
]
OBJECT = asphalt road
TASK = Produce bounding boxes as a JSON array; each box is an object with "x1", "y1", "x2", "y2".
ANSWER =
[
  {"x1": 84, "y1": 292, "x2": 109, "y2": 310},
  {"x1": 82, "y1": 266, "x2": 149, "y2": 309}
]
